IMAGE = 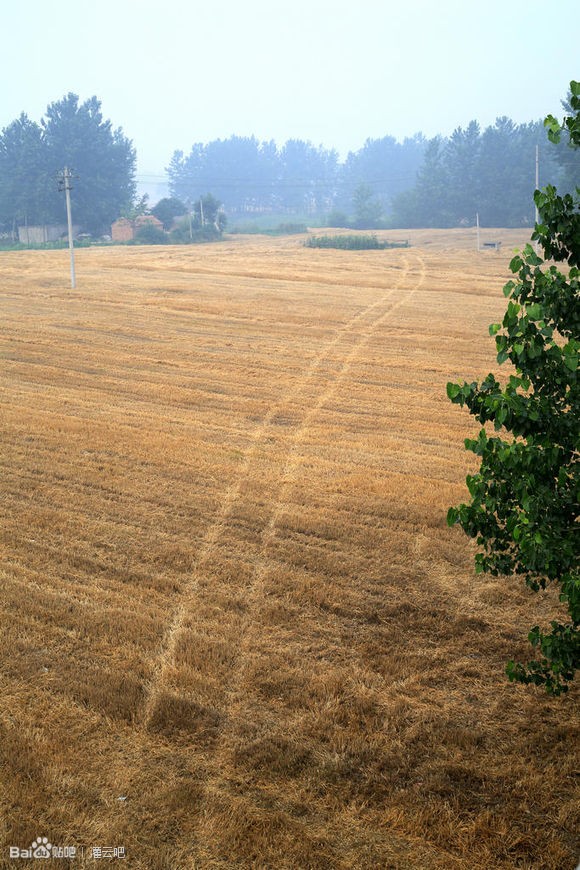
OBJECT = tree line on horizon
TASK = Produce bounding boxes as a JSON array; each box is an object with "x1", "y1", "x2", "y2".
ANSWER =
[
  {"x1": 166, "y1": 133, "x2": 426, "y2": 223},
  {"x1": 167, "y1": 114, "x2": 578, "y2": 228},
  {"x1": 0, "y1": 91, "x2": 578, "y2": 238}
]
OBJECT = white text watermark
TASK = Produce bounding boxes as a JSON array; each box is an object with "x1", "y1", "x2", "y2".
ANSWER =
[{"x1": 9, "y1": 837, "x2": 126, "y2": 860}]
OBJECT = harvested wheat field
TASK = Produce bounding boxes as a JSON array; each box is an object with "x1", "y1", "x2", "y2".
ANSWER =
[{"x1": 0, "y1": 229, "x2": 578, "y2": 869}]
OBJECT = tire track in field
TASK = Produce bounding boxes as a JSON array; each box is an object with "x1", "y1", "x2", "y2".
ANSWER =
[
  {"x1": 186, "y1": 253, "x2": 427, "y2": 846},
  {"x1": 139, "y1": 256, "x2": 413, "y2": 728}
]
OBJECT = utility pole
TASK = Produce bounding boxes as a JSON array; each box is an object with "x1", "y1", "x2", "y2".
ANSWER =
[
  {"x1": 535, "y1": 144, "x2": 540, "y2": 223},
  {"x1": 58, "y1": 167, "x2": 76, "y2": 289},
  {"x1": 184, "y1": 197, "x2": 193, "y2": 240},
  {"x1": 476, "y1": 212, "x2": 480, "y2": 251},
  {"x1": 535, "y1": 145, "x2": 540, "y2": 252}
]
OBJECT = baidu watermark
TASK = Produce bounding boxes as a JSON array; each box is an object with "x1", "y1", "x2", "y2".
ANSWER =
[{"x1": 9, "y1": 836, "x2": 126, "y2": 860}]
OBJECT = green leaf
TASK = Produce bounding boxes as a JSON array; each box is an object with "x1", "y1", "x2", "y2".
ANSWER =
[
  {"x1": 446, "y1": 507, "x2": 458, "y2": 526},
  {"x1": 503, "y1": 280, "x2": 515, "y2": 298},
  {"x1": 446, "y1": 382, "x2": 461, "y2": 400},
  {"x1": 496, "y1": 406, "x2": 507, "y2": 428},
  {"x1": 489, "y1": 323, "x2": 501, "y2": 336},
  {"x1": 466, "y1": 474, "x2": 478, "y2": 497},
  {"x1": 509, "y1": 255, "x2": 523, "y2": 274},
  {"x1": 522, "y1": 244, "x2": 542, "y2": 266},
  {"x1": 544, "y1": 115, "x2": 562, "y2": 143}
]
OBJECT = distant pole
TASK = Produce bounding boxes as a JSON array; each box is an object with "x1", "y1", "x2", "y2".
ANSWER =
[
  {"x1": 476, "y1": 212, "x2": 480, "y2": 251},
  {"x1": 199, "y1": 196, "x2": 205, "y2": 227},
  {"x1": 185, "y1": 197, "x2": 193, "y2": 240},
  {"x1": 535, "y1": 146, "x2": 540, "y2": 252},
  {"x1": 535, "y1": 145, "x2": 540, "y2": 224},
  {"x1": 59, "y1": 167, "x2": 76, "y2": 288}
]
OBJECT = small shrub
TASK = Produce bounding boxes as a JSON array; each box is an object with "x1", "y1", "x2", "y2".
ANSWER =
[
  {"x1": 134, "y1": 224, "x2": 167, "y2": 245},
  {"x1": 305, "y1": 234, "x2": 408, "y2": 250},
  {"x1": 305, "y1": 234, "x2": 381, "y2": 250},
  {"x1": 169, "y1": 221, "x2": 223, "y2": 244}
]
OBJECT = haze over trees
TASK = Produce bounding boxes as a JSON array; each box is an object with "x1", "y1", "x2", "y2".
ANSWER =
[
  {"x1": 0, "y1": 94, "x2": 136, "y2": 235},
  {"x1": 166, "y1": 134, "x2": 427, "y2": 221},
  {"x1": 167, "y1": 110, "x2": 578, "y2": 228},
  {"x1": 1, "y1": 88, "x2": 579, "y2": 237},
  {"x1": 392, "y1": 118, "x2": 571, "y2": 228}
]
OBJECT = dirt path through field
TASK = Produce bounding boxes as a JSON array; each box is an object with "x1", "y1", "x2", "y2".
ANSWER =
[
  {"x1": 186, "y1": 253, "x2": 429, "y2": 863},
  {"x1": 139, "y1": 254, "x2": 415, "y2": 730}
]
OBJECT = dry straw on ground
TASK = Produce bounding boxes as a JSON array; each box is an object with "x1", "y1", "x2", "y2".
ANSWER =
[{"x1": 0, "y1": 229, "x2": 578, "y2": 868}]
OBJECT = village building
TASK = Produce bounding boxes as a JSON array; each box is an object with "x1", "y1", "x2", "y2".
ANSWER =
[
  {"x1": 17, "y1": 224, "x2": 79, "y2": 245},
  {"x1": 111, "y1": 214, "x2": 164, "y2": 242}
]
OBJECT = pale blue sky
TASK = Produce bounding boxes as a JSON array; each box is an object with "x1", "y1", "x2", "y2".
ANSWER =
[{"x1": 1, "y1": 0, "x2": 577, "y2": 185}]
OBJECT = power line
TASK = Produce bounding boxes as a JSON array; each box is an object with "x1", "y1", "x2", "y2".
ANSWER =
[{"x1": 135, "y1": 172, "x2": 421, "y2": 188}]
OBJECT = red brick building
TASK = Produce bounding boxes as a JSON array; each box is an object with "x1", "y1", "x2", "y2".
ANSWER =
[{"x1": 111, "y1": 214, "x2": 164, "y2": 242}]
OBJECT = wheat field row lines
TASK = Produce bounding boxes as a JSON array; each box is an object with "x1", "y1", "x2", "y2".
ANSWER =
[
  {"x1": 138, "y1": 253, "x2": 414, "y2": 727},
  {"x1": 176, "y1": 254, "x2": 428, "y2": 858},
  {"x1": 1, "y1": 233, "x2": 577, "y2": 869},
  {"x1": 140, "y1": 251, "x2": 422, "y2": 725}
]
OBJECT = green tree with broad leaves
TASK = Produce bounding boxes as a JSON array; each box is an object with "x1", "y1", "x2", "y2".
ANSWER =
[
  {"x1": 447, "y1": 81, "x2": 580, "y2": 695},
  {"x1": 0, "y1": 114, "x2": 50, "y2": 233},
  {"x1": 42, "y1": 93, "x2": 136, "y2": 233},
  {"x1": 151, "y1": 197, "x2": 188, "y2": 230},
  {"x1": 0, "y1": 93, "x2": 136, "y2": 236}
]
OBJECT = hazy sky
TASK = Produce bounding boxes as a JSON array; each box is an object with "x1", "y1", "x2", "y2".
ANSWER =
[{"x1": 2, "y1": 0, "x2": 577, "y2": 188}]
